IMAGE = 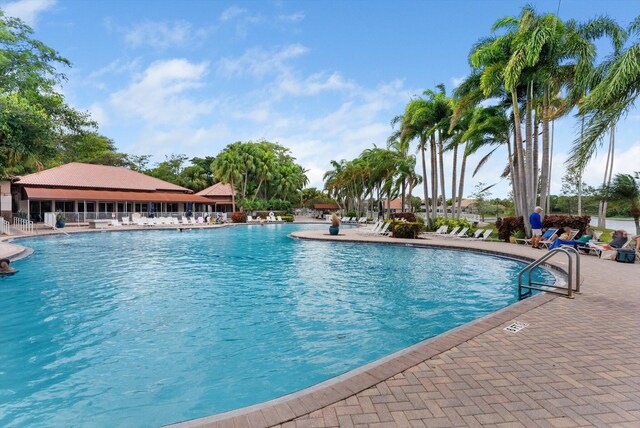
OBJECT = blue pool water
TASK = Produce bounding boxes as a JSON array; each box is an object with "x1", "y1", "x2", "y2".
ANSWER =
[{"x1": 0, "y1": 224, "x2": 554, "y2": 427}]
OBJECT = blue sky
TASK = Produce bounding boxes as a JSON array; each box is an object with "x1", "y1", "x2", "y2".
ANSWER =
[{"x1": 2, "y1": 0, "x2": 639, "y2": 198}]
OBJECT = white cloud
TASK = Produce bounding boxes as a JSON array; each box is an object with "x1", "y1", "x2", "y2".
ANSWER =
[
  {"x1": 277, "y1": 12, "x2": 305, "y2": 23},
  {"x1": 110, "y1": 59, "x2": 212, "y2": 126},
  {"x1": 279, "y1": 71, "x2": 355, "y2": 96},
  {"x1": 217, "y1": 44, "x2": 309, "y2": 78},
  {"x1": 125, "y1": 20, "x2": 206, "y2": 49},
  {"x1": 219, "y1": 6, "x2": 246, "y2": 22},
  {"x1": 1, "y1": 0, "x2": 55, "y2": 26},
  {"x1": 88, "y1": 103, "x2": 109, "y2": 127},
  {"x1": 451, "y1": 75, "x2": 465, "y2": 88}
]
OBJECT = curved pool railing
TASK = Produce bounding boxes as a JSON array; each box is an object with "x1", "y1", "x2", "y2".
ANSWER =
[{"x1": 518, "y1": 246, "x2": 580, "y2": 299}]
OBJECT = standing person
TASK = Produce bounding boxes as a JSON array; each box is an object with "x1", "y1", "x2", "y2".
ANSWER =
[{"x1": 529, "y1": 206, "x2": 543, "y2": 249}]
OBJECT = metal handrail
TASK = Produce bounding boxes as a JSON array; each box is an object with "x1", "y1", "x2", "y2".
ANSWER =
[{"x1": 518, "y1": 246, "x2": 581, "y2": 300}]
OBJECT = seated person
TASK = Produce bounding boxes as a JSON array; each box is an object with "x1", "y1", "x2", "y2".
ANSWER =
[
  {"x1": 609, "y1": 230, "x2": 628, "y2": 249},
  {"x1": 550, "y1": 226, "x2": 572, "y2": 242},
  {"x1": 632, "y1": 234, "x2": 640, "y2": 252},
  {"x1": 577, "y1": 227, "x2": 594, "y2": 243}
]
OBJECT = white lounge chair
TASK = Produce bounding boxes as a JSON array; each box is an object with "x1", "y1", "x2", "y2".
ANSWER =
[
  {"x1": 427, "y1": 225, "x2": 448, "y2": 235},
  {"x1": 458, "y1": 228, "x2": 483, "y2": 239},
  {"x1": 435, "y1": 226, "x2": 460, "y2": 238},
  {"x1": 111, "y1": 219, "x2": 122, "y2": 227},
  {"x1": 135, "y1": 216, "x2": 147, "y2": 226},
  {"x1": 477, "y1": 229, "x2": 493, "y2": 240},
  {"x1": 247, "y1": 215, "x2": 253, "y2": 223},
  {"x1": 444, "y1": 227, "x2": 468, "y2": 239},
  {"x1": 276, "y1": 215, "x2": 283, "y2": 222},
  {"x1": 359, "y1": 221, "x2": 382, "y2": 234},
  {"x1": 120, "y1": 216, "x2": 130, "y2": 226},
  {"x1": 197, "y1": 217, "x2": 204, "y2": 224},
  {"x1": 378, "y1": 222, "x2": 391, "y2": 236}
]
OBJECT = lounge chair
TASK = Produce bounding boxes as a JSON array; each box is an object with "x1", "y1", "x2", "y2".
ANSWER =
[
  {"x1": 276, "y1": 215, "x2": 283, "y2": 222},
  {"x1": 447, "y1": 227, "x2": 469, "y2": 238},
  {"x1": 434, "y1": 226, "x2": 460, "y2": 238},
  {"x1": 358, "y1": 217, "x2": 367, "y2": 224},
  {"x1": 358, "y1": 221, "x2": 382, "y2": 234},
  {"x1": 111, "y1": 219, "x2": 122, "y2": 227},
  {"x1": 517, "y1": 228, "x2": 557, "y2": 246},
  {"x1": 378, "y1": 222, "x2": 391, "y2": 236},
  {"x1": 197, "y1": 217, "x2": 205, "y2": 224},
  {"x1": 135, "y1": 216, "x2": 147, "y2": 226},
  {"x1": 457, "y1": 228, "x2": 483, "y2": 239},
  {"x1": 477, "y1": 229, "x2": 493, "y2": 240},
  {"x1": 427, "y1": 225, "x2": 448, "y2": 235}
]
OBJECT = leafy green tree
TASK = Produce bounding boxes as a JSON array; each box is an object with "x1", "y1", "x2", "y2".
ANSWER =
[
  {"x1": 146, "y1": 154, "x2": 189, "y2": 184},
  {"x1": 0, "y1": 11, "x2": 95, "y2": 175}
]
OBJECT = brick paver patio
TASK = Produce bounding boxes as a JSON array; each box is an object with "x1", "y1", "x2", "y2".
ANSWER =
[{"x1": 3, "y1": 225, "x2": 639, "y2": 427}]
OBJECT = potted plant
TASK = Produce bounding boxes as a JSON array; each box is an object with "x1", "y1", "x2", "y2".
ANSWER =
[
  {"x1": 55, "y1": 211, "x2": 65, "y2": 228},
  {"x1": 329, "y1": 212, "x2": 340, "y2": 235}
]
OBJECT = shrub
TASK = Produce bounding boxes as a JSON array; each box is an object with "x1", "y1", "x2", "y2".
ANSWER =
[
  {"x1": 495, "y1": 216, "x2": 524, "y2": 241},
  {"x1": 391, "y1": 221, "x2": 422, "y2": 239},
  {"x1": 254, "y1": 210, "x2": 289, "y2": 219},
  {"x1": 542, "y1": 215, "x2": 591, "y2": 237},
  {"x1": 345, "y1": 211, "x2": 357, "y2": 218},
  {"x1": 495, "y1": 214, "x2": 592, "y2": 241},
  {"x1": 391, "y1": 212, "x2": 417, "y2": 222},
  {"x1": 231, "y1": 211, "x2": 246, "y2": 223},
  {"x1": 281, "y1": 215, "x2": 294, "y2": 222},
  {"x1": 433, "y1": 217, "x2": 472, "y2": 232}
]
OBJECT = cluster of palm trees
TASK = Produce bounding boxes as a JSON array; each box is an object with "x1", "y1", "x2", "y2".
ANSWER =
[
  {"x1": 324, "y1": 6, "x2": 639, "y2": 230},
  {"x1": 213, "y1": 140, "x2": 309, "y2": 211},
  {"x1": 323, "y1": 145, "x2": 420, "y2": 216}
]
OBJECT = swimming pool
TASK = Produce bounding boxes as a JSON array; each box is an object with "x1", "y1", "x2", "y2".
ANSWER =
[{"x1": 0, "y1": 224, "x2": 554, "y2": 426}]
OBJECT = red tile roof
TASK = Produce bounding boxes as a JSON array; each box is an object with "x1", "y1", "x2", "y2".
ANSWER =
[
  {"x1": 314, "y1": 203, "x2": 339, "y2": 210},
  {"x1": 383, "y1": 198, "x2": 403, "y2": 210},
  {"x1": 17, "y1": 163, "x2": 191, "y2": 192},
  {"x1": 196, "y1": 182, "x2": 234, "y2": 197},
  {"x1": 23, "y1": 187, "x2": 212, "y2": 203}
]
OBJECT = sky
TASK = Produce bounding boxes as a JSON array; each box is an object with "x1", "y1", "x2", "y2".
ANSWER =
[{"x1": 1, "y1": 0, "x2": 639, "y2": 199}]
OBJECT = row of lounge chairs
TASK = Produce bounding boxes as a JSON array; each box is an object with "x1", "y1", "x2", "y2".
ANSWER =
[
  {"x1": 428, "y1": 225, "x2": 493, "y2": 240},
  {"x1": 247, "y1": 215, "x2": 284, "y2": 223},
  {"x1": 111, "y1": 215, "x2": 208, "y2": 227},
  {"x1": 356, "y1": 220, "x2": 391, "y2": 236},
  {"x1": 336, "y1": 217, "x2": 370, "y2": 224}
]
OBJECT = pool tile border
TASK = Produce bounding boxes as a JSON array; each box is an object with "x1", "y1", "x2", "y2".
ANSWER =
[{"x1": 171, "y1": 235, "x2": 561, "y2": 428}]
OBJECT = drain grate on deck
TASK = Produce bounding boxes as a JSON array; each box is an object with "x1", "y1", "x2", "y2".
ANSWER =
[{"x1": 504, "y1": 321, "x2": 529, "y2": 333}]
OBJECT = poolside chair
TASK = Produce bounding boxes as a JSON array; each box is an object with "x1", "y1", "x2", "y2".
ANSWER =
[
  {"x1": 197, "y1": 217, "x2": 205, "y2": 224},
  {"x1": 593, "y1": 230, "x2": 603, "y2": 242},
  {"x1": 457, "y1": 228, "x2": 483, "y2": 239},
  {"x1": 427, "y1": 225, "x2": 448, "y2": 235},
  {"x1": 446, "y1": 227, "x2": 469, "y2": 239},
  {"x1": 358, "y1": 217, "x2": 367, "y2": 224},
  {"x1": 539, "y1": 229, "x2": 561, "y2": 248},
  {"x1": 190, "y1": 217, "x2": 197, "y2": 225},
  {"x1": 517, "y1": 228, "x2": 557, "y2": 246},
  {"x1": 247, "y1": 215, "x2": 253, "y2": 223},
  {"x1": 135, "y1": 216, "x2": 147, "y2": 226},
  {"x1": 477, "y1": 229, "x2": 493, "y2": 241},
  {"x1": 276, "y1": 215, "x2": 283, "y2": 222},
  {"x1": 434, "y1": 226, "x2": 460, "y2": 239},
  {"x1": 358, "y1": 221, "x2": 382, "y2": 235},
  {"x1": 120, "y1": 216, "x2": 130, "y2": 226},
  {"x1": 111, "y1": 219, "x2": 122, "y2": 227},
  {"x1": 378, "y1": 222, "x2": 391, "y2": 236}
]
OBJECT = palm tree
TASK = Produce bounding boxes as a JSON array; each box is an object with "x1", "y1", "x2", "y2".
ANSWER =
[{"x1": 212, "y1": 145, "x2": 242, "y2": 212}]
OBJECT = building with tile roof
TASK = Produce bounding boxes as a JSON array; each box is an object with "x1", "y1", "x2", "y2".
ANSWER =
[
  {"x1": 196, "y1": 182, "x2": 235, "y2": 213},
  {"x1": 13, "y1": 163, "x2": 214, "y2": 222}
]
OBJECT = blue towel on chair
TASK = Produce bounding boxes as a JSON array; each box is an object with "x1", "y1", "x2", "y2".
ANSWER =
[{"x1": 549, "y1": 239, "x2": 583, "y2": 251}]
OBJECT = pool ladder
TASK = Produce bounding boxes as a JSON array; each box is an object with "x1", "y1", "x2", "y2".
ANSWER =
[{"x1": 518, "y1": 247, "x2": 581, "y2": 300}]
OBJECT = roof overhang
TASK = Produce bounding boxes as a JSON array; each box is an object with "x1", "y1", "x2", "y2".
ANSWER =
[{"x1": 23, "y1": 187, "x2": 213, "y2": 204}]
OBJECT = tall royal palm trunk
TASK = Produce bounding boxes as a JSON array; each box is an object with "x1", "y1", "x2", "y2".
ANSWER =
[
  {"x1": 525, "y1": 81, "x2": 535, "y2": 215},
  {"x1": 457, "y1": 143, "x2": 467, "y2": 219},
  {"x1": 230, "y1": 178, "x2": 236, "y2": 212},
  {"x1": 430, "y1": 134, "x2": 438, "y2": 222},
  {"x1": 533, "y1": 117, "x2": 539, "y2": 206},
  {"x1": 512, "y1": 92, "x2": 529, "y2": 228},
  {"x1": 539, "y1": 89, "x2": 550, "y2": 212},
  {"x1": 451, "y1": 143, "x2": 458, "y2": 218},
  {"x1": 578, "y1": 117, "x2": 584, "y2": 215},
  {"x1": 598, "y1": 124, "x2": 615, "y2": 228},
  {"x1": 420, "y1": 135, "x2": 431, "y2": 227},
  {"x1": 438, "y1": 131, "x2": 447, "y2": 219}
]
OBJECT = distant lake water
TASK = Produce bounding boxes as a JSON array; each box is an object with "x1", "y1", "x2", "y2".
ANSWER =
[{"x1": 590, "y1": 218, "x2": 637, "y2": 234}]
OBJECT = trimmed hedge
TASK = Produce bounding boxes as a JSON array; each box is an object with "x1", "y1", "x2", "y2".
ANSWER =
[
  {"x1": 496, "y1": 215, "x2": 592, "y2": 242},
  {"x1": 391, "y1": 221, "x2": 422, "y2": 239},
  {"x1": 254, "y1": 210, "x2": 290, "y2": 219},
  {"x1": 391, "y1": 212, "x2": 417, "y2": 222},
  {"x1": 231, "y1": 211, "x2": 246, "y2": 223}
]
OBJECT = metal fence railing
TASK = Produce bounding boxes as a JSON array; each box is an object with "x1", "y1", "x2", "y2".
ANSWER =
[
  {"x1": 1, "y1": 218, "x2": 10, "y2": 235},
  {"x1": 51, "y1": 211, "x2": 227, "y2": 223},
  {"x1": 13, "y1": 217, "x2": 34, "y2": 234}
]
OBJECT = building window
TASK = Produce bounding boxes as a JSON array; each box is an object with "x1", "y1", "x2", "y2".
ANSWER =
[
  {"x1": 117, "y1": 202, "x2": 131, "y2": 213},
  {"x1": 55, "y1": 201, "x2": 75, "y2": 212},
  {"x1": 85, "y1": 202, "x2": 95, "y2": 212},
  {"x1": 166, "y1": 203, "x2": 178, "y2": 212},
  {"x1": 98, "y1": 202, "x2": 114, "y2": 213}
]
